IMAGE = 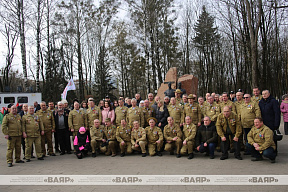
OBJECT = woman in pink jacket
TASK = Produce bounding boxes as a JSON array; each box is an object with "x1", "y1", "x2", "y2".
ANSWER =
[
  {"x1": 280, "y1": 94, "x2": 288, "y2": 135},
  {"x1": 102, "y1": 101, "x2": 115, "y2": 125}
]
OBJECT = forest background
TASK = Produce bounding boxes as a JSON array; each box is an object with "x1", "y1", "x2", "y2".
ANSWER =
[{"x1": 0, "y1": 0, "x2": 287, "y2": 103}]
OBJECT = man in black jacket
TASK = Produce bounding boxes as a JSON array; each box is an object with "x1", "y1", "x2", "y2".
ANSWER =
[
  {"x1": 195, "y1": 116, "x2": 218, "y2": 159},
  {"x1": 259, "y1": 90, "x2": 280, "y2": 153},
  {"x1": 54, "y1": 101, "x2": 71, "y2": 155}
]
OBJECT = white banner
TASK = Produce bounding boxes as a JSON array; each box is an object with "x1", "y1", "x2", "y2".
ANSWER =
[
  {"x1": 0, "y1": 175, "x2": 287, "y2": 185},
  {"x1": 62, "y1": 78, "x2": 76, "y2": 100}
]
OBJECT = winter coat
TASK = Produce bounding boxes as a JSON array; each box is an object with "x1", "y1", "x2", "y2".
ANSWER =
[
  {"x1": 280, "y1": 101, "x2": 288, "y2": 122},
  {"x1": 259, "y1": 96, "x2": 280, "y2": 130}
]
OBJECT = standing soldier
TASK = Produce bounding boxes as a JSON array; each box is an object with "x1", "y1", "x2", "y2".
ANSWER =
[
  {"x1": 182, "y1": 94, "x2": 188, "y2": 106},
  {"x1": 216, "y1": 106, "x2": 242, "y2": 160},
  {"x1": 180, "y1": 116, "x2": 197, "y2": 159},
  {"x1": 86, "y1": 99, "x2": 102, "y2": 129},
  {"x1": 239, "y1": 94, "x2": 261, "y2": 155},
  {"x1": 2, "y1": 105, "x2": 23, "y2": 167},
  {"x1": 205, "y1": 93, "x2": 210, "y2": 105},
  {"x1": 251, "y1": 87, "x2": 262, "y2": 103},
  {"x1": 131, "y1": 120, "x2": 147, "y2": 157},
  {"x1": 90, "y1": 119, "x2": 106, "y2": 157},
  {"x1": 220, "y1": 92, "x2": 236, "y2": 113},
  {"x1": 68, "y1": 102, "x2": 87, "y2": 144},
  {"x1": 147, "y1": 93, "x2": 155, "y2": 108},
  {"x1": 182, "y1": 94, "x2": 201, "y2": 127},
  {"x1": 198, "y1": 97, "x2": 206, "y2": 122},
  {"x1": 116, "y1": 119, "x2": 132, "y2": 157},
  {"x1": 234, "y1": 92, "x2": 244, "y2": 115},
  {"x1": 234, "y1": 92, "x2": 245, "y2": 151},
  {"x1": 174, "y1": 89, "x2": 183, "y2": 106},
  {"x1": 163, "y1": 117, "x2": 183, "y2": 158},
  {"x1": 103, "y1": 118, "x2": 117, "y2": 157},
  {"x1": 204, "y1": 96, "x2": 220, "y2": 123},
  {"x1": 48, "y1": 101, "x2": 59, "y2": 153},
  {"x1": 22, "y1": 106, "x2": 45, "y2": 162},
  {"x1": 37, "y1": 101, "x2": 56, "y2": 157},
  {"x1": 142, "y1": 100, "x2": 155, "y2": 128},
  {"x1": 214, "y1": 94, "x2": 221, "y2": 105},
  {"x1": 126, "y1": 98, "x2": 144, "y2": 127},
  {"x1": 168, "y1": 97, "x2": 183, "y2": 127},
  {"x1": 115, "y1": 99, "x2": 128, "y2": 127},
  {"x1": 19, "y1": 104, "x2": 34, "y2": 158},
  {"x1": 145, "y1": 117, "x2": 163, "y2": 156}
]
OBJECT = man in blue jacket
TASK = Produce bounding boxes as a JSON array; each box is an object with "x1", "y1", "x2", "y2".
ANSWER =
[{"x1": 259, "y1": 90, "x2": 280, "y2": 153}]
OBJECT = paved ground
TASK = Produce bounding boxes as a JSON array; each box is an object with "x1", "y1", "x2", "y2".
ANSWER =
[{"x1": 1, "y1": 121, "x2": 288, "y2": 192}]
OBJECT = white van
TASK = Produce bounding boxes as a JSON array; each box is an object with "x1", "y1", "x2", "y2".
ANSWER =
[{"x1": 0, "y1": 93, "x2": 42, "y2": 108}]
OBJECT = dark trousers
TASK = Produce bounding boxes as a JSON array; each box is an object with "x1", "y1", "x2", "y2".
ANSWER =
[
  {"x1": 284, "y1": 122, "x2": 288, "y2": 135},
  {"x1": 21, "y1": 137, "x2": 34, "y2": 156},
  {"x1": 57, "y1": 129, "x2": 71, "y2": 153},
  {"x1": 243, "y1": 128, "x2": 251, "y2": 144},
  {"x1": 221, "y1": 134, "x2": 240, "y2": 157},
  {"x1": 199, "y1": 142, "x2": 216, "y2": 156},
  {"x1": 246, "y1": 143, "x2": 276, "y2": 160},
  {"x1": 75, "y1": 145, "x2": 90, "y2": 159}
]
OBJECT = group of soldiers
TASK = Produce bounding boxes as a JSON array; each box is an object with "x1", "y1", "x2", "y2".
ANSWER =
[{"x1": 2, "y1": 87, "x2": 278, "y2": 167}]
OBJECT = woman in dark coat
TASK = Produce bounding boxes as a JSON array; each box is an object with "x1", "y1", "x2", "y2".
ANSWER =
[{"x1": 155, "y1": 100, "x2": 169, "y2": 131}]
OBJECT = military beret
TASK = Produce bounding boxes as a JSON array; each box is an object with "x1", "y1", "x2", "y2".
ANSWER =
[{"x1": 105, "y1": 118, "x2": 111, "y2": 122}]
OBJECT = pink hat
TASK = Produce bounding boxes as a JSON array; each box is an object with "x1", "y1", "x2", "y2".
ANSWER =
[{"x1": 79, "y1": 127, "x2": 86, "y2": 132}]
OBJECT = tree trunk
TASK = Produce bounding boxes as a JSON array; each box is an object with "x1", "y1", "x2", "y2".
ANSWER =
[
  {"x1": 17, "y1": 0, "x2": 28, "y2": 91},
  {"x1": 245, "y1": 0, "x2": 262, "y2": 88},
  {"x1": 76, "y1": 3, "x2": 84, "y2": 99}
]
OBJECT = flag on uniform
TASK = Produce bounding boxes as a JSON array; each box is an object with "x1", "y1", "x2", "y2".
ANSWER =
[{"x1": 62, "y1": 78, "x2": 76, "y2": 100}]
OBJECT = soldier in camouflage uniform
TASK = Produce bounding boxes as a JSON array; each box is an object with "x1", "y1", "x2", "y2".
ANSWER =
[
  {"x1": 116, "y1": 119, "x2": 132, "y2": 157},
  {"x1": 131, "y1": 120, "x2": 147, "y2": 157},
  {"x1": 2, "y1": 105, "x2": 23, "y2": 167},
  {"x1": 22, "y1": 106, "x2": 45, "y2": 162},
  {"x1": 90, "y1": 119, "x2": 106, "y2": 157},
  {"x1": 36, "y1": 102, "x2": 56, "y2": 156}
]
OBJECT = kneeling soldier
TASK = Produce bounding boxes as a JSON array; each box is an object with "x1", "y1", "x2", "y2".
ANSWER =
[
  {"x1": 103, "y1": 118, "x2": 117, "y2": 157},
  {"x1": 247, "y1": 117, "x2": 277, "y2": 163},
  {"x1": 131, "y1": 120, "x2": 147, "y2": 157},
  {"x1": 195, "y1": 116, "x2": 218, "y2": 159},
  {"x1": 116, "y1": 119, "x2": 132, "y2": 157},
  {"x1": 163, "y1": 117, "x2": 183, "y2": 158},
  {"x1": 180, "y1": 116, "x2": 197, "y2": 159},
  {"x1": 145, "y1": 117, "x2": 163, "y2": 156},
  {"x1": 90, "y1": 119, "x2": 106, "y2": 157}
]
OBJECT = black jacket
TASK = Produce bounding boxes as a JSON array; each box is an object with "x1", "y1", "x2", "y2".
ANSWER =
[
  {"x1": 19, "y1": 110, "x2": 28, "y2": 117},
  {"x1": 155, "y1": 106, "x2": 169, "y2": 130},
  {"x1": 54, "y1": 110, "x2": 69, "y2": 130},
  {"x1": 195, "y1": 123, "x2": 218, "y2": 146},
  {"x1": 259, "y1": 95, "x2": 280, "y2": 130}
]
